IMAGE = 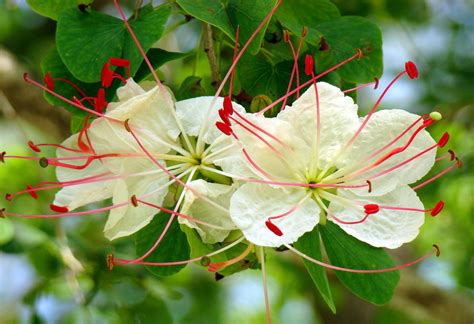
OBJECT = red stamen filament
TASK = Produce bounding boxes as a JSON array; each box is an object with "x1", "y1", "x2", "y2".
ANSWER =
[
  {"x1": 286, "y1": 244, "x2": 440, "y2": 273},
  {"x1": 412, "y1": 158, "x2": 461, "y2": 190}
]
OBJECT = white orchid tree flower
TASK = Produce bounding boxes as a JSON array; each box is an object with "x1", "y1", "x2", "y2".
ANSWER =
[{"x1": 215, "y1": 68, "x2": 451, "y2": 249}]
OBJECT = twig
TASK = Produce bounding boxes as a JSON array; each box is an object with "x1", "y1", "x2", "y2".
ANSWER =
[{"x1": 203, "y1": 23, "x2": 221, "y2": 87}]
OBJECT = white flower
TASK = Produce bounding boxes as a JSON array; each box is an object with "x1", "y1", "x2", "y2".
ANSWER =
[
  {"x1": 221, "y1": 82, "x2": 441, "y2": 248},
  {"x1": 53, "y1": 80, "x2": 241, "y2": 241}
]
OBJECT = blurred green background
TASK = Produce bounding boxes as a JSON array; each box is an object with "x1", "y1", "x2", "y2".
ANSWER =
[{"x1": 0, "y1": 0, "x2": 473, "y2": 323}]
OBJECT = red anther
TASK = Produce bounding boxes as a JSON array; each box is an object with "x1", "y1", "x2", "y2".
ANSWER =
[
  {"x1": 366, "y1": 180, "x2": 373, "y2": 193},
  {"x1": 39, "y1": 157, "x2": 49, "y2": 168},
  {"x1": 124, "y1": 119, "x2": 131, "y2": 133},
  {"x1": 355, "y1": 48, "x2": 363, "y2": 60},
  {"x1": 109, "y1": 57, "x2": 130, "y2": 67},
  {"x1": 26, "y1": 184, "x2": 38, "y2": 200},
  {"x1": 283, "y1": 30, "x2": 290, "y2": 43},
  {"x1": 265, "y1": 220, "x2": 283, "y2": 236},
  {"x1": 50, "y1": 204, "x2": 69, "y2": 213},
  {"x1": 364, "y1": 204, "x2": 380, "y2": 215},
  {"x1": 448, "y1": 149, "x2": 456, "y2": 161},
  {"x1": 44, "y1": 72, "x2": 55, "y2": 90},
  {"x1": 28, "y1": 140, "x2": 41, "y2": 153},
  {"x1": 23, "y1": 73, "x2": 30, "y2": 83},
  {"x1": 0, "y1": 208, "x2": 5, "y2": 218},
  {"x1": 106, "y1": 253, "x2": 114, "y2": 271},
  {"x1": 405, "y1": 61, "x2": 419, "y2": 79},
  {"x1": 101, "y1": 62, "x2": 110, "y2": 83},
  {"x1": 130, "y1": 195, "x2": 138, "y2": 207},
  {"x1": 373, "y1": 77, "x2": 379, "y2": 89},
  {"x1": 218, "y1": 109, "x2": 230, "y2": 126},
  {"x1": 304, "y1": 54, "x2": 314, "y2": 75},
  {"x1": 301, "y1": 26, "x2": 308, "y2": 38},
  {"x1": 430, "y1": 200, "x2": 444, "y2": 217},
  {"x1": 432, "y1": 244, "x2": 440, "y2": 257},
  {"x1": 5, "y1": 193, "x2": 12, "y2": 201},
  {"x1": 216, "y1": 122, "x2": 232, "y2": 136},
  {"x1": 456, "y1": 157, "x2": 462, "y2": 168},
  {"x1": 422, "y1": 117, "x2": 434, "y2": 127},
  {"x1": 95, "y1": 88, "x2": 107, "y2": 113},
  {"x1": 0, "y1": 151, "x2": 5, "y2": 163},
  {"x1": 437, "y1": 132, "x2": 449, "y2": 148},
  {"x1": 223, "y1": 96, "x2": 234, "y2": 115}
]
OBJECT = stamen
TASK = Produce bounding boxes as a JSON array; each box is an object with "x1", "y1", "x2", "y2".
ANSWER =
[
  {"x1": 265, "y1": 220, "x2": 283, "y2": 236},
  {"x1": 430, "y1": 201, "x2": 444, "y2": 216},
  {"x1": 0, "y1": 208, "x2": 5, "y2": 218},
  {"x1": 0, "y1": 152, "x2": 5, "y2": 163},
  {"x1": 218, "y1": 109, "x2": 231, "y2": 126},
  {"x1": 50, "y1": 204, "x2": 69, "y2": 213},
  {"x1": 5, "y1": 193, "x2": 12, "y2": 201},
  {"x1": 228, "y1": 26, "x2": 240, "y2": 99},
  {"x1": 286, "y1": 243, "x2": 440, "y2": 273},
  {"x1": 216, "y1": 121, "x2": 232, "y2": 136},
  {"x1": 433, "y1": 244, "x2": 441, "y2": 257},
  {"x1": 26, "y1": 184, "x2": 38, "y2": 199},
  {"x1": 28, "y1": 140, "x2": 41, "y2": 152},
  {"x1": 405, "y1": 61, "x2": 419, "y2": 79},
  {"x1": 342, "y1": 77, "x2": 379, "y2": 93},
  {"x1": 39, "y1": 157, "x2": 49, "y2": 168},
  {"x1": 130, "y1": 194, "x2": 138, "y2": 207},
  {"x1": 124, "y1": 119, "x2": 131, "y2": 132},
  {"x1": 106, "y1": 253, "x2": 114, "y2": 271},
  {"x1": 366, "y1": 180, "x2": 372, "y2": 193},
  {"x1": 44, "y1": 72, "x2": 54, "y2": 90},
  {"x1": 207, "y1": 243, "x2": 254, "y2": 272},
  {"x1": 223, "y1": 96, "x2": 234, "y2": 115},
  {"x1": 412, "y1": 157, "x2": 461, "y2": 190},
  {"x1": 304, "y1": 54, "x2": 314, "y2": 76},
  {"x1": 437, "y1": 132, "x2": 449, "y2": 148}
]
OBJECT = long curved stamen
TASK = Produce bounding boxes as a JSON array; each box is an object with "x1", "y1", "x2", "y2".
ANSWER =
[
  {"x1": 265, "y1": 193, "x2": 311, "y2": 236},
  {"x1": 258, "y1": 49, "x2": 362, "y2": 116},
  {"x1": 305, "y1": 54, "x2": 322, "y2": 174},
  {"x1": 23, "y1": 74, "x2": 119, "y2": 121},
  {"x1": 286, "y1": 244, "x2": 440, "y2": 273},
  {"x1": 412, "y1": 157, "x2": 462, "y2": 190},
  {"x1": 112, "y1": 237, "x2": 245, "y2": 267},
  {"x1": 195, "y1": 0, "x2": 283, "y2": 154},
  {"x1": 125, "y1": 167, "x2": 197, "y2": 264},
  {"x1": 342, "y1": 77, "x2": 379, "y2": 93},
  {"x1": 280, "y1": 28, "x2": 305, "y2": 110},
  {"x1": 319, "y1": 62, "x2": 418, "y2": 178}
]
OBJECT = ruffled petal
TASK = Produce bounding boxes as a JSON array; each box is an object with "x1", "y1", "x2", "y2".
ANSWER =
[
  {"x1": 175, "y1": 96, "x2": 245, "y2": 144},
  {"x1": 103, "y1": 171, "x2": 169, "y2": 240},
  {"x1": 229, "y1": 183, "x2": 320, "y2": 247},
  {"x1": 179, "y1": 179, "x2": 237, "y2": 244},
  {"x1": 328, "y1": 186, "x2": 425, "y2": 249},
  {"x1": 339, "y1": 109, "x2": 436, "y2": 196},
  {"x1": 54, "y1": 134, "x2": 114, "y2": 210},
  {"x1": 277, "y1": 82, "x2": 360, "y2": 170}
]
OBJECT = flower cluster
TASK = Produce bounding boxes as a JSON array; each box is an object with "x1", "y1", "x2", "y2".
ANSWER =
[{"x1": 0, "y1": 0, "x2": 461, "y2": 321}]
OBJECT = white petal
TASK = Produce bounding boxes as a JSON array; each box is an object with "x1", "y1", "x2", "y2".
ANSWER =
[
  {"x1": 230, "y1": 183, "x2": 320, "y2": 247},
  {"x1": 175, "y1": 96, "x2": 245, "y2": 144},
  {"x1": 179, "y1": 179, "x2": 237, "y2": 244},
  {"x1": 54, "y1": 134, "x2": 114, "y2": 210},
  {"x1": 339, "y1": 109, "x2": 436, "y2": 196},
  {"x1": 328, "y1": 186, "x2": 425, "y2": 249},
  {"x1": 104, "y1": 171, "x2": 169, "y2": 240},
  {"x1": 277, "y1": 82, "x2": 360, "y2": 170},
  {"x1": 88, "y1": 85, "x2": 181, "y2": 175},
  {"x1": 228, "y1": 114, "x2": 307, "y2": 181}
]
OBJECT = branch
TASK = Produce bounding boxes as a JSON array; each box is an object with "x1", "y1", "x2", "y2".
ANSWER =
[{"x1": 203, "y1": 23, "x2": 221, "y2": 87}]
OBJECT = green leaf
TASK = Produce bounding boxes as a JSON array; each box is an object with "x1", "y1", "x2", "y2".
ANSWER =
[
  {"x1": 294, "y1": 227, "x2": 336, "y2": 313},
  {"x1": 320, "y1": 222, "x2": 400, "y2": 305},
  {"x1": 56, "y1": 5, "x2": 171, "y2": 83},
  {"x1": 134, "y1": 48, "x2": 191, "y2": 82},
  {"x1": 134, "y1": 212, "x2": 191, "y2": 277},
  {"x1": 274, "y1": 0, "x2": 340, "y2": 34},
  {"x1": 314, "y1": 16, "x2": 383, "y2": 83},
  {"x1": 177, "y1": 0, "x2": 277, "y2": 55},
  {"x1": 26, "y1": 0, "x2": 93, "y2": 20},
  {"x1": 176, "y1": 76, "x2": 206, "y2": 100},
  {"x1": 238, "y1": 54, "x2": 293, "y2": 100}
]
